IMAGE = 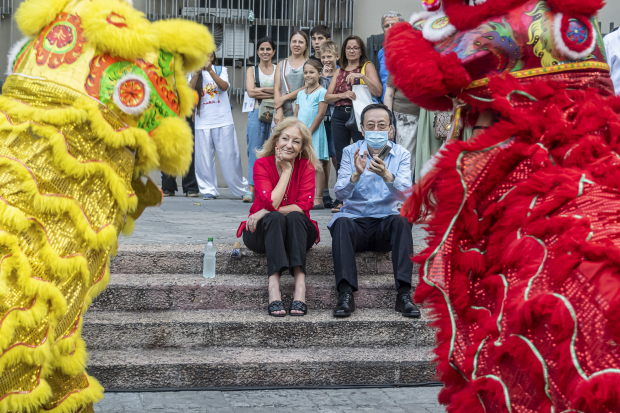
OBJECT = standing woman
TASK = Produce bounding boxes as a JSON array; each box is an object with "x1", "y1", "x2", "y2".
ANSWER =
[
  {"x1": 325, "y1": 35, "x2": 382, "y2": 212},
  {"x1": 236, "y1": 118, "x2": 321, "y2": 317},
  {"x1": 273, "y1": 31, "x2": 309, "y2": 125},
  {"x1": 190, "y1": 53, "x2": 249, "y2": 200},
  {"x1": 245, "y1": 38, "x2": 276, "y2": 203}
]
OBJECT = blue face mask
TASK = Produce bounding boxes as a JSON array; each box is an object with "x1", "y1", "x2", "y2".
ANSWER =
[{"x1": 364, "y1": 130, "x2": 389, "y2": 149}]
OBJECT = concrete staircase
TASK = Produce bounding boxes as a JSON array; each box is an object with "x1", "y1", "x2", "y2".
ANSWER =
[{"x1": 86, "y1": 244, "x2": 437, "y2": 389}]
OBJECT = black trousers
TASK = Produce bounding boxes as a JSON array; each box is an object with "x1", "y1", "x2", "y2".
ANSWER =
[
  {"x1": 331, "y1": 106, "x2": 364, "y2": 173},
  {"x1": 329, "y1": 215, "x2": 414, "y2": 291},
  {"x1": 161, "y1": 118, "x2": 199, "y2": 194},
  {"x1": 243, "y1": 211, "x2": 317, "y2": 276}
]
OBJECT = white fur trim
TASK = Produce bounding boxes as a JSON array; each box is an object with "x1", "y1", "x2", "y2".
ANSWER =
[
  {"x1": 112, "y1": 74, "x2": 151, "y2": 115},
  {"x1": 409, "y1": 11, "x2": 435, "y2": 26},
  {"x1": 469, "y1": 0, "x2": 487, "y2": 5},
  {"x1": 6, "y1": 38, "x2": 31, "y2": 76},
  {"x1": 553, "y1": 13, "x2": 596, "y2": 61},
  {"x1": 422, "y1": 13, "x2": 457, "y2": 43}
]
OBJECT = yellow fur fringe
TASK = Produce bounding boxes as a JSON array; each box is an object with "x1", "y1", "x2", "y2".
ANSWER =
[
  {"x1": 154, "y1": 19, "x2": 215, "y2": 73},
  {"x1": 0, "y1": 376, "x2": 52, "y2": 413},
  {"x1": 14, "y1": 0, "x2": 71, "y2": 37},
  {"x1": 43, "y1": 374, "x2": 105, "y2": 413},
  {"x1": 150, "y1": 116, "x2": 194, "y2": 177},
  {"x1": 80, "y1": 0, "x2": 158, "y2": 60}
]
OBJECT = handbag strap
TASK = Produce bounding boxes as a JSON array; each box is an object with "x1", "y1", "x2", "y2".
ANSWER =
[
  {"x1": 254, "y1": 66, "x2": 261, "y2": 88},
  {"x1": 282, "y1": 59, "x2": 291, "y2": 95},
  {"x1": 360, "y1": 61, "x2": 369, "y2": 86},
  {"x1": 255, "y1": 65, "x2": 262, "y2": 106}
]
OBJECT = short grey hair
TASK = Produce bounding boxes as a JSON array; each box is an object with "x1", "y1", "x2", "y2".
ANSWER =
[{"x1": 381, "y1": 11, "x2": 404, "y2": 30}]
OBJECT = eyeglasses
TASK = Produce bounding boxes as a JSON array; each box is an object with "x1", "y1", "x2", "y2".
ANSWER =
[
  {"x1": 346, "y1": 47, "x2": 360, "y2": 52},
  {"x1": 364, "y1": 123, "x2": 390, "y2": 131}
]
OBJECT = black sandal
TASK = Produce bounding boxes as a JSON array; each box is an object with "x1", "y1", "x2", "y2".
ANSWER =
[
  {"x1": 289, "y1": 301, "x2": 308, "y2": 316},
  {"x1": 268, "y1": 300, "x2": 286, "y2": 317}
]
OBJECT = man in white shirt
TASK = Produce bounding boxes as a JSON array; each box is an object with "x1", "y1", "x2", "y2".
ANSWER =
[{"x1": 605, "y1": 28, "x2": 620, "y2": 96}]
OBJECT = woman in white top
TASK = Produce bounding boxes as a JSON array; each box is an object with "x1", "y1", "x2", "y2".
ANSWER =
[
  {"x1": 273, "y1": 31, "x2": 309, "y2": 125},
  {"x1": 189, "y1": 53, "x2": 249, "y2": 200},
  {"x1": 244, "y1": 38, "x2": 276, "y2": 203}
]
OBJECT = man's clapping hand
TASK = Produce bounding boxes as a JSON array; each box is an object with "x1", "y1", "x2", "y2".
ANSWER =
[{"x1": 350, "y1": 148, "x2": 367, "y2": 183}]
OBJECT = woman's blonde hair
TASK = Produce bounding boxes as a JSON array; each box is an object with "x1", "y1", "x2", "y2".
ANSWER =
[{"x1": 257, "y1": 117, "x2": 322, "y2": 171}]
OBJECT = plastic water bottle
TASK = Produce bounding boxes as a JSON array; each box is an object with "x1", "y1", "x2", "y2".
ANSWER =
[{"x1": 203, "y1": 238, "x2": 216, "y2": 278}]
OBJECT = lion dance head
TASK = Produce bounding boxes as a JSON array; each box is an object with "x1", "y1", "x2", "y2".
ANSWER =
[{"x1": 385, "y1": 0, "x2": 609, "y2": 111}]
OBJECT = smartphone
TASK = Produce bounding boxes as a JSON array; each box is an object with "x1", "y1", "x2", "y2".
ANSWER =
[{"x1": 377, "y1": 144, "x2": 391, "y2": 161}]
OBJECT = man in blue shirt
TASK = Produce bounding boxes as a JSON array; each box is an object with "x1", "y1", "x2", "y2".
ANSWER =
[
  {"x1": 328, "y1": 104, "x2": 420, "y2": 318},
  {"x1": 377, "y1": 12, "x2": 404, "y2": 102}
]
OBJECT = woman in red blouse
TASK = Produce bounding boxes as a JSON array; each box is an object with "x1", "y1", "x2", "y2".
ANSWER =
[{"x1": 237, "y1": 117, "x2": 321, "y2": 317}]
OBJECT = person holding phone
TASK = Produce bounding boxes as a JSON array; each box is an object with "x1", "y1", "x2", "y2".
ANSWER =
[{"x1": 328, "y1": 104, "x2": 419, "y2": 319}]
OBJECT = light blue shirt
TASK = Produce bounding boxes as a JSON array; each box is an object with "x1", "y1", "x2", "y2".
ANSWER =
[
  {"x1": 605, "y1": 30, "x2": 620, "y2": 96},
  {"x1": 378, "y1": 48, "x2": 389, "y2": 102},
  {"x1": 328, "y1": 140, "x2": 412, "y2": 228}
]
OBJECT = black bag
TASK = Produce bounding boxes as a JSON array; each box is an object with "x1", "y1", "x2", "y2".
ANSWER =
[{"x1": 345, "y1": 108, "x2": 358, "y2": 131}]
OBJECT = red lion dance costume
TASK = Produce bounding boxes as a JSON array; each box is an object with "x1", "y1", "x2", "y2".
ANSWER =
[{"x1": 385, "y1": 0, "x2": 620, "y2": 411}]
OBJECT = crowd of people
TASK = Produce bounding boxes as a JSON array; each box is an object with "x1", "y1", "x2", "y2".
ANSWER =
[{"x1": 166, "y1": 11, "x2": 451, "y2": 318}]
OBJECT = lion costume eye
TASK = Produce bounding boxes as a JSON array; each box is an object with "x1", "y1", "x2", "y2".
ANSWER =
[{"x1": 112, "y1": 74, "x2": 151, "y2": 115}]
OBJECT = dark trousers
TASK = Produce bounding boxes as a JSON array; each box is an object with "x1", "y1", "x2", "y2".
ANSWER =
[
  {"x1": 243, "y1": 211, "x2": 317, "y2": 276},
  {"x1": 331, "y1": 106, "x2": 364, "y2": 173},
  {"x1": 162, "y1": 118, "x2": 199, "y2": 194},
  {"x1": 329, "y1": 215, "x2": 414, "y2": 291}
]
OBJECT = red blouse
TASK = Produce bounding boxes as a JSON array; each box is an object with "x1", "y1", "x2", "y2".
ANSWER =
[
  {"x1": 334, "y1": 67, "x2": 361, "y2": 107},
  {"x1": 236, "y1": 156, "x2": 320, "y2": 243}
]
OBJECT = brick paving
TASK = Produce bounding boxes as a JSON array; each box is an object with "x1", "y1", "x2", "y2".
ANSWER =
[{"x1": 96, "y1": 387, "x2": 444, "y2": 412}]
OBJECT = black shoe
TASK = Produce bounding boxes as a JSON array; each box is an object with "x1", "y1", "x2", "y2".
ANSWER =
[
  {"x1": 163, "y1": 190, "x2": 175, "y2": 197},
  {"x1": 289, "y1": 301, "x2": 308, "y2": 317},
  {"x1": 268, "y1": 300, "x2": 286, "y2": 317},
  {"x1": 323, "y1": 194, "x2": 333, "y2": 209},
  {"x1": 186, "y1": 191, "x2": 199, "y2": 197},
  {"x1": 333, "y1": 292, "x2": 355, "y2": 317},
  {"x1": 395, "y1": 293, "x2": 421, "y2": 318}
]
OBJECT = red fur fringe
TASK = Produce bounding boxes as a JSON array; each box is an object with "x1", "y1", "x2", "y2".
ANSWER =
[
  {"x1": 384, "y1": 22, "x2": 470, "y2": 111},
  {"x1": 405, "y1": 76, "x2": 620, "y2": 411}
]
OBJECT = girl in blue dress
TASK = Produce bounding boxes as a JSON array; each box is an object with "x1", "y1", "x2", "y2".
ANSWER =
[{"x1": 295, "y1": 59, "x2": 328, "y2": 209}]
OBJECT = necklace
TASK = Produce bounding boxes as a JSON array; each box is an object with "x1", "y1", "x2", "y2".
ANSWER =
[
  {"x1": 306, "y1": 85, "x2": 320, "y2": 95},
  {"x1": 305, "y1": 85, "x2": 320, "y2": 101}
]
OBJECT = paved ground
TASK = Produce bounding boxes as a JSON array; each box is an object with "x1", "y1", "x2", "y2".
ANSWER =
[
  {"x1": 122, "y1": 189, "x2": 428, "y2": 246},
  {"x1": 97, "y1": 387, "x2": 444, "y2": 412}
]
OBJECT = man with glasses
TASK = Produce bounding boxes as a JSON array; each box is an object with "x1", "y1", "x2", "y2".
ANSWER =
[{"x1": 328, "y1": 104, "x2": 419, "y2": 318}]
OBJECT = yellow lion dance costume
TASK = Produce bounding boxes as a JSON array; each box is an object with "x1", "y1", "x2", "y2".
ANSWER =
[{"x1": 0, "y1": 1, "x2": 214, "y2": 411}]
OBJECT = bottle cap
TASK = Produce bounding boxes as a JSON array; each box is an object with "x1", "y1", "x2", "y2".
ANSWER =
[{"x1": 208, "y1": 237, "x2": 214, "y2": 241}]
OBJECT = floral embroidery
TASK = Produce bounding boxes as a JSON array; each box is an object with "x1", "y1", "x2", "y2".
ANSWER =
[{"x1": 34, "y1": 13, "x2": 86, "y2": 69}]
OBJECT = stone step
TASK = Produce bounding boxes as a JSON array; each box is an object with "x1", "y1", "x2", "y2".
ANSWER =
[
  {"x1": 87, "y1": 346, "x2": 436, "y2": 389},
  {"x1": 82, "y1": 309, "x2": 434, "y2": 350},
  {"x1": 111, "y1": 244, "x2": 424, "y2": 276},
  {"x1": 91, "y1": 274, "x2": 421, "y2": 312}
]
